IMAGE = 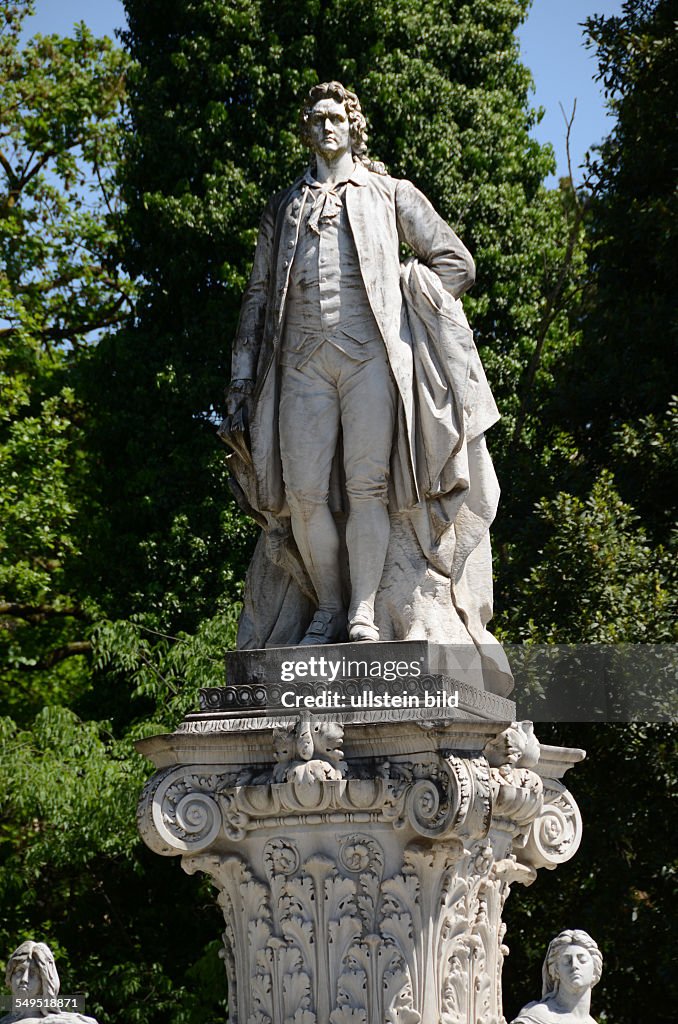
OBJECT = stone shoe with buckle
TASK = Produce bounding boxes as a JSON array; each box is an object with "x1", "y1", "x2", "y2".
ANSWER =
[
  {"x1": 299, "y1": 608, "x2": 348, "y2": 646},
  {"x1": 348, "y1": 617, "x2": 380, "y2": 643}
]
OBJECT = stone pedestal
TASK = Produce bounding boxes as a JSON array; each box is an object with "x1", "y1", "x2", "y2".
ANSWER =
[{"x1": 137, "y1": 651, "x2": 584, "y2": 1024}]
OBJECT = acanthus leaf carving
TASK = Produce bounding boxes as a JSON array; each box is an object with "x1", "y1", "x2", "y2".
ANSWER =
[
  {"x1": 136, "y1": 729, "x2": 585, "y2": 1024},
  {"x1": 380, "y1": 842, "x2": 465, "y2": 1021}
]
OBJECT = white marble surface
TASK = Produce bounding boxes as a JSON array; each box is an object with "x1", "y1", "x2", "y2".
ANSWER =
[
  {"x1": 137, "y1": 720, "x2": 585, "y2": 1022},
  {"x1": 512, "y1": 929, "x2": 602, "y2": 1024},
  {"x1": 221, "y1": 82, "x2": 509, "y2": 694}
]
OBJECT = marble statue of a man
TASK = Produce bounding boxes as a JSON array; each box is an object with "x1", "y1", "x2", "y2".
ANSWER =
[
  {"x1": 1, "y1": 942, "x2": 97, "y2": 1024},
  {"x1": 511, "y1": 929, "x2": 602, "y2": 1024},
  {"x1": 221, "y1": 81, "x2": 509, "y2": 689}
]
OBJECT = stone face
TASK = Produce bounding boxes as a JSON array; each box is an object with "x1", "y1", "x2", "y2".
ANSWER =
[
  {"x1": 1, "y1": 941, "x2": 97, "y2": 1024},
  {"x1": 511, "y1": 929, "x2": 602, "y2": 1024},
  {"x1": 219, "y1": 81, "x2": 509, "y2": 693},
  {"x1": 137, "y1": 711, "x2": 585, "y2": 1024}
]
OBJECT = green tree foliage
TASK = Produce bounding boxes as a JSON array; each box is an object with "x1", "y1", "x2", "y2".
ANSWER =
[
  {"x1": 503, "y1": 468, "x2": 676, "y2": 643},
  {"x1": 0, "y1": 7, "x2": 228, "y2": 1022},
  {"x1": 571, "y1": 0, "x2": 677, "y2": 465},
  {"x1": 0, "y1": 708, "x2": 229, "y2": 1024},
  {"x1": 494, "y1": 0, "x2": 677, "y2": 641},
  {"x1": 499, "y1": 5, "x2": 678, "y2": 1020},
  {"x1": 0, "y1": 0, "x2": 132, "y2": 711}
]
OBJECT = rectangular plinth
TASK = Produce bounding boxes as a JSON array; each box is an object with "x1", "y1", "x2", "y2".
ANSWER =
[
  {"x1": 193, "y1": 640, "x2": 515, "y2": 727},
  {"x1": 226, "y1": 639, "x2": 486, "y2": 686}
]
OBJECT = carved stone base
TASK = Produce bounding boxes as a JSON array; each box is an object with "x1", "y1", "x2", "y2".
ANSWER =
[{"x1": 137, "y1": 704, "x2": 584, "y2": 1024}]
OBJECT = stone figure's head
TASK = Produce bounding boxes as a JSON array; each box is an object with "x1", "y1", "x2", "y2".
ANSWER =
[
  {"x1": 272, "y1": 725, "x2": 296, "y2": 764},
  {"x1": 541, "y1": 929, "x2": 602, "y2": 999},
  {"x1": 299, "y1": 81, "x2": 386, "y2": 173},
  {"x1": 5, "y1": 942, "x2": 60, "y2": 1001},
  {"x1": 300, "y1": 81, "x2": 366, "y2": 158}
]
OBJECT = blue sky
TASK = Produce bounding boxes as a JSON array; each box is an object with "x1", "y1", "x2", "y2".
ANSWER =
[{"x1": 23, "y1": 0, "x2": 624, "y2": 187}]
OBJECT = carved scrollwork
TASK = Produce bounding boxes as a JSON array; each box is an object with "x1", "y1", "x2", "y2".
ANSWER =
[
  {"x1": 218, "y1": 788, "x2": 252, "y2": 842},
  {"x1": 379, "y1": 754, "x2": 492, "y2": 840},
  {"x1": 137, "y1": 766, "x2": 179, "y2": 856},
  {"x1": 404, "y1": 777, "x2": 450, "y2": 837},
  {"x1": 519, "y1": 779, "x2": 583, "y2": 871},
  {"x1": 137, "y1": 765, "x2": 230, "y2": 855},
  {"x1": 444, "y1": 754, "x2": 493, "y2": 839},
  {"x1": 136, "y1": 729, "x2": 586, "y2": 1024},
  {"x1": 338, "y1": 833, "x2": 383, "y2": 875},
  {"x1": 263, "y1": 836, "x2": 300, "y2": 877}
]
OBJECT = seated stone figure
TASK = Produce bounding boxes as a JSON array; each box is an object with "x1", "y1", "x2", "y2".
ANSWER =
[
  {"x1": 511, "y1": 929, "x2": 602, "y2": 1024},
  {"x1": 1, "y1": 942, "x2": 97, "y2": 1024}
]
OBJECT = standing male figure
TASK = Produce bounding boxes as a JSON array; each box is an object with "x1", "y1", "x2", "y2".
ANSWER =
[{"x1": 223, "y1": 81, "x2": 477, "y2": 646}]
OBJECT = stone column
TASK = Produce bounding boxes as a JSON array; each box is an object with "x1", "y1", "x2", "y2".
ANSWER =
[{"x1": 137, "y1": 652, "x2": 583, "y2": 1024}]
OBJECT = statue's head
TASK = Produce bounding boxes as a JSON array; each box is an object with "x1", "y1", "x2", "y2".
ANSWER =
[
  {"x1": 5, "y1": 942, "x2": 60, "y2": 1001},
  {"x1": 541, "y1": 929, "x2": 602, "y2": 998},
  {"x1": 299, "y1": 81, "x2": 369, "y2": 163}
]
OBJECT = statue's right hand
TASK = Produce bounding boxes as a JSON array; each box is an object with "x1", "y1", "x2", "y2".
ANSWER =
[
  {"x1": 218, "y1": 379, "x2": 254, "y2": 445},
  {"x1": 225, "y1": 378, "x2": 254, "y2": 419}
]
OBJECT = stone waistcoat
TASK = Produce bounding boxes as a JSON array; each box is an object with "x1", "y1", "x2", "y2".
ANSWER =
[{"x1": 282, "y1": 173, "x2": 381, "y2": 367}]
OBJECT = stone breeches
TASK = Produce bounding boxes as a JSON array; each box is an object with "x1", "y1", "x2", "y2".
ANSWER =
[{"x1": 279, "y1": 337, "x2": 396, "y2": 508}]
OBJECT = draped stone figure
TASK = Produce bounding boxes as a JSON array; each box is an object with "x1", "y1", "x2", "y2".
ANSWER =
[
  {"x1": 220, "y1": 80, "x2": 511, "y2": 695},
  {"x1": 511, "y1": 929, "x2": 603, "y2": 1024},
  {"x1": 1, "y1": 942, "x2": 97, "y2": 1024}
]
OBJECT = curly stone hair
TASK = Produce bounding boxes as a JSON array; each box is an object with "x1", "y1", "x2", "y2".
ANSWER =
[
  {"x1": 299, "y1": 81, "x2": 387, "y2": 175},
  {"x1": 541, "y1": 929, "x2": 603, "y2": 998}
]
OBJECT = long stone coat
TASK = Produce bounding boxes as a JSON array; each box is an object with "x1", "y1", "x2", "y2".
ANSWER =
[
  {"x1": 227, "y1": 161, "x2": 510, "y2": 695},
  {"x1": 230, "y1": 160, "x2": 476, "y2": 516}
]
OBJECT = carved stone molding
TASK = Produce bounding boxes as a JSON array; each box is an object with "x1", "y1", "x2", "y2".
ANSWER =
[{"x1": 137, "y1": 720, "x2": 585, "y2": 1023}]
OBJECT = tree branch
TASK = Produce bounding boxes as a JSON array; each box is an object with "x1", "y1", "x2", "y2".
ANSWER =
[
  {"x1": 0, "y1": 294, "x2": 130, "y2": 343},
  {"x1": 560, "y1": 99, "x2": 581, "y2": 209},
  {"x1": 34, "y1": 641, "x2": 92, "y2": 669},
  {"x1": 0, "y1": 147, "x2": 17, "y2": 185},
  {"x1": 510, "y1": 100, "x2": 591, "y2": 446},
  {"x1": 511, "y1": 200, "x2": 588, "y2": 447},
  {"x1": 14, "y1": 269, "x2": 82, "y2": 295},
  {"x1": 18, "y1": 151, "x2": 54, "y2": 191},
  {"x1": 0, "y1": 602, "x2": 89, "y2": 624}
]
